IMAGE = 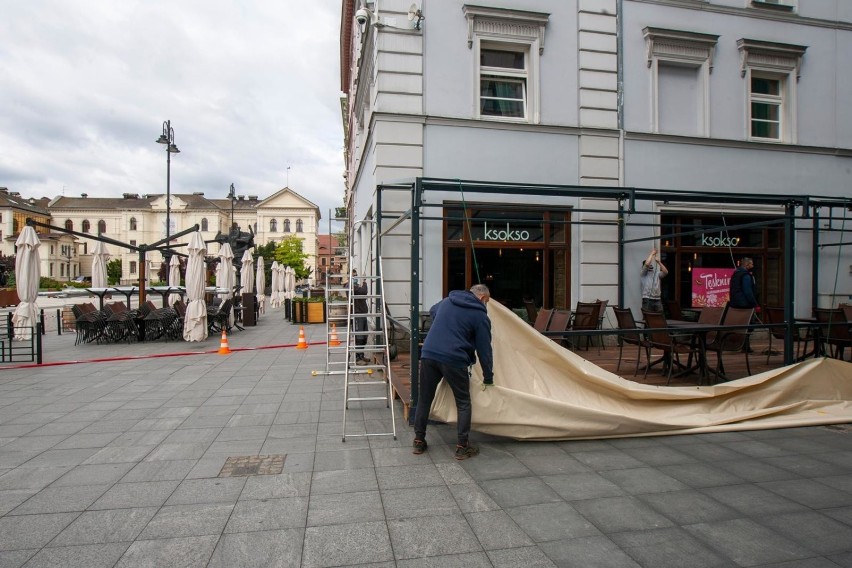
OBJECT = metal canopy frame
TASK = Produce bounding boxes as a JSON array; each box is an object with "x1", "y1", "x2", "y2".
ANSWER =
[
  {"x1": 370, "y1": 177, "x2": 851, "y2": 401},
  {"x1": 26, "y1": 218, "x2": 199, "y2": 306}
]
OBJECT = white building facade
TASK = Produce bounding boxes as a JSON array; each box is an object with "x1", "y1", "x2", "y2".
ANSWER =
[
  {"x1": 340, "y1": 0, "x2": 852, "y2": 319},
  {"x1": 45, "y1": 188, "x2": 321, "y2": 284}
]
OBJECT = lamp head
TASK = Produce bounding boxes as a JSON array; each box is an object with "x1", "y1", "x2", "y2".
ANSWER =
[
  {"x1": 167, "y1": 143, "x2": 180, "y2": 154},
  {"x1": 156, "y1": 134, "x2": 169, "y2": 145}
]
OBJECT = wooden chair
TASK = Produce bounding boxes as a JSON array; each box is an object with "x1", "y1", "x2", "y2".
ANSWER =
[
  {"x1": 764, "y1": 306, "x2": 810, "y2": 362},
  {"x1": 532, "y1": 308, "x2": 553, "y2": 333},
  {"x1": 612, "y1": 307, "x2": 650, "y2": 376},
  {"x1": 545, "y1": 309, "x2": 573, "y2": 348},
  {"x1": 571, "y1": 301, "x2": 602, "y2": 351},
  {"x1": 641, "y1": 309, "x2": 700, "y2": 385},
  {"x1": 523, "y1": 299, "x2": 538, "y2": 324},
  {"x1": 813, "y1": 308, "x2": 851, "y2": 361},
  {"x1": 704, "y1": 307, "x2": 754, "y2": 382},
  {"x1": 664, "y1": 300, "x2": 683, "y2": 321}
]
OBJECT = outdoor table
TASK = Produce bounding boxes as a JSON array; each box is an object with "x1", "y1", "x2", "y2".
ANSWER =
[
  {"x1": 149, "y1": 286, "x2": 186, "y2": 308},
  {"x1": 667, "y1": 320, "x2": 713, "y2": 383},
  {"x1": 85, "y1": 287, "x2": 113, "y2": 311},
  {"x1": 111, "y1": 286, "x2": 144, "y2": 308}
]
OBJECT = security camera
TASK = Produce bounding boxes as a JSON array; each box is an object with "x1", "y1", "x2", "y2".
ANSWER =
[{"x1": 355, "y1": 8, "x2": 370, "y2": 26}]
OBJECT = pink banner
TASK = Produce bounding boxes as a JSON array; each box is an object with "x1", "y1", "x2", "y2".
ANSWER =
[{"x1": 692, "y1": 268, "x2": 734, "y2": 308}]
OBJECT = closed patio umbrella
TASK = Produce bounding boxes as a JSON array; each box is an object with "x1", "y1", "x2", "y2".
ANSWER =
[
  {"x1": 183, "y1": 231, "x2": 208, "y2": 342},
  {"x1": 286, "y1": 266, "x2": 296, "y2": 300},
  {"x1": 278, "y1": 265, "x2": 288, "y2": 304},
  {"x1": 217, "y1": 243, "x2": 235, "y2": 326},
  {"x1": 167, "y1": 254, "x2": 182, "y2": 307},
  {"x1": 255, "y1": 255, "x2": 265, "y2": 316},
  {"x1": 240, "y1": 250, "x2": 254, "y2": 295},
  {"x1": 269, "y1": 261, "x2": 280, "y2": 308},
  {"x1": 91, "y1": 241, "x2": 110, "y2": 289},
  {"x1": 12, "y1": 226, "x2": 41, "y2": 340}
]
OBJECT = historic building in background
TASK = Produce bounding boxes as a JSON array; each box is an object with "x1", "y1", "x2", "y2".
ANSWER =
[
  {"x1": 340, "y1": 0, "x2": 852, "y2": 319},
  {"x1": 25, "y1": 186, "x2": 322, "y2": 284}
]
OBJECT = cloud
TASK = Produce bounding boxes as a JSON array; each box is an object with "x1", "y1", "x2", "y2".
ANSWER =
[{"x1": 0, "y1": 0, "x2": 344, "y2": 223}]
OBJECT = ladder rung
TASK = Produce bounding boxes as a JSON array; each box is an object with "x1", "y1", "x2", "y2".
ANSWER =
[
  {"x1": 347, "y1": 396, "x2": 389, "y2": 402},
  {"x1": 347, "y1": 380, "x2": 386, "y2": 386}
]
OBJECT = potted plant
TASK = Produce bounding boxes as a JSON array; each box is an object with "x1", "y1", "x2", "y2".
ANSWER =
[{"x1": 292, "y1": 296, "x2": 326, "y2": 324}]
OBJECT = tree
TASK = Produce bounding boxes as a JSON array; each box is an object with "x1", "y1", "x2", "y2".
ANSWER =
[
  {"x1": 273, "y1": 236, "x2": 310, "y2": 280},
  {"x1": 106, "y1": 258, "x2": 122, "y2": 285}
]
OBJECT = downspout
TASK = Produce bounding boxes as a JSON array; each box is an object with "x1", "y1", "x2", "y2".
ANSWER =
[{"x1": 616, "y1": 0, "x2": 625, "y2": 181}]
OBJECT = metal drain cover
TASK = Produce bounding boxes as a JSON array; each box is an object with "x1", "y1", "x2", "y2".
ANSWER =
[{"x1": 219, "y1": 455, "x2": 286, "y2": 477}]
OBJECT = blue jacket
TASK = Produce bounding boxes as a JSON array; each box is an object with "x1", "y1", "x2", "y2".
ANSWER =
[
  {"x1": 421, "y1": 290, "x2": 494, "y2": 381},
  {"x1": 729, "y1": 266, "x2": 757, "y2": 308}
]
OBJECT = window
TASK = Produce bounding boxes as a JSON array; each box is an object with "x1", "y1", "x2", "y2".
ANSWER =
[
  {"x1": 283, "y1": 219, "x2": 291, "y2": 232},
  {"x1": 644, "y1": 28, "x2": 718, "y2": 137},
  {"x1": 81, "y1": 219, "x2": 90, "y2": 233},
  {"x1": 49, "y1": 263, "x2": 53, "y2": 277},
  {"x1": 295, "y1": 219, "x2": 303, "y2": 233},
  {"x1": 750, "y1": 75, "x2": 782, "y2": 139},
  {"x1": 751, "y1": 0, "x2": 795, "y2": 12},
  {"x1": 129, "y1": 217, "x2": 137, "y2": 231},
  {"x1": 738, "y1": 38, "x2": 806, "y2": 143},
  {"x1": 463, "y1": 5, "x2": 548, "y2": 124},
  {"x1": 65, "y1": 219, "x2": 73, "y2": 231},
  {"x1": 201, "y1": 218, "x2": 208, "y2": 231},
  {"x1": 270, "y1": 219, "x2": 278, "y2": 232},
  {"x1": 130, "y1": 261, "x2": 137, "y2": 274},
  {"x1": 50, "y1": 245, "x2": 54, "y2": 255},
  {"x1": 98, "y1": 220, "x2": 106, "y2": 234},
  {"x1": 479, "y1": 48, "x2": 527, "y2": 119}
]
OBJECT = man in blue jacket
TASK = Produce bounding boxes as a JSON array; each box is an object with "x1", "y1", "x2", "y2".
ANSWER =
[
  {"x1": 413, "y1": 284, "x2": 494, "y2": 460},
  {"x1": 729, "y1": 257, "x2": 758, "y2": 310}
]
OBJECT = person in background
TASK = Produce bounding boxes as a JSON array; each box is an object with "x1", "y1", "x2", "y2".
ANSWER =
[
  {"x1": 641, "y1": 247, "x2": 668, "y2": 312},
  {"x1": 729, "y1": 257, "x2": 759, "y2": 353},
  {"x1": 413, "y1": 284, "x2": 494, "y2": 460},
  {"x1": 729, "y1": 257, "x2": 759, "y2": 310},
  {"x1": 349, "y1": 270, "x2": 369, "y2": 365}
]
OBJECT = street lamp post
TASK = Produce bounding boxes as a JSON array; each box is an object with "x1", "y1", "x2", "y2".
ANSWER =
[{"x1": 156, "y1": 120, "x2": 180, "y2": 253}]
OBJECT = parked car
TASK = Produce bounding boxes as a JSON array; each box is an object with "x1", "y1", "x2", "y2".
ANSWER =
[{"x1": 72, "y1": 275, "x2": 92, "y2": 283}]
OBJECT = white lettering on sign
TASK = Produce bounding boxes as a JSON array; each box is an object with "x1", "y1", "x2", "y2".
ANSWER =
[
  {"x1": 698, "y1": 272, "x2": 731, "y2": 290},
  {"x1": 483, "y1": 222, "x2": 530, "y2": 242},
  {"x1": 700, "y1": 232, "x2": 740, "y2": 247}
]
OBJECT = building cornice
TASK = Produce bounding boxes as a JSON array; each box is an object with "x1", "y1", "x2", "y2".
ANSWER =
[
  {"x1": 625, "y1": 130, "x2": 852, "y2": 157},
  {"x1": 627, "y1": 0, "x2": 852, "y2": 30}
]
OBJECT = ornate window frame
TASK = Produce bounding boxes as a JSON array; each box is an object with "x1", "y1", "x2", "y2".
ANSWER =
[
  {"x1": 463, "y1": 4, "x2": 549, "y2": 124},
  {"x1": 644, "y1": 27, "x2": 719, "y2": 136},
  {"x1": 737, "y1": 38, "x2": 807, "y2": 143}
]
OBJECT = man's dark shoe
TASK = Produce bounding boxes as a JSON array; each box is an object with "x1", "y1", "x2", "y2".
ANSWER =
[
  {"x1": 412, "y1": 439, "x2": 427, "y2": 455},
  {"x1": 454, "y1": 444, "x2": 479, "y2": 460}
]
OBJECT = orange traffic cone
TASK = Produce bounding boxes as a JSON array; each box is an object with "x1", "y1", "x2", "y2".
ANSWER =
[
  {"x1": 328, "y1": 324, "x2": 341, "y2": 346},
  {"x1": 218, "y1": 329, "x2": 231, "y2": 355},
  {"x1": 296, "y1": 326, "x2": 308, "y2": 350}
]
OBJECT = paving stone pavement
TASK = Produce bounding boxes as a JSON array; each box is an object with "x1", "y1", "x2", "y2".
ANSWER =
[{"x1": 1, "y1": 305, "x2": 852, "y2": 567}]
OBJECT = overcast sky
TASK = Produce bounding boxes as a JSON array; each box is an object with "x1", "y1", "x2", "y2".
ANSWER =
[{"x1": 0, "y1": 1, "x2": 345, "y2": 228}]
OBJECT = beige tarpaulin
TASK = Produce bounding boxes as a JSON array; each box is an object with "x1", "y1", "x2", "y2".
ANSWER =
[{"x1": 429, "y1": 301, "x2": 852, "y2": 440}]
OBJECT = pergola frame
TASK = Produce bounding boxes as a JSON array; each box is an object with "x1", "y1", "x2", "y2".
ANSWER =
[{"x1": 369, "y1": 177, "x2": 851, "y2": 402}]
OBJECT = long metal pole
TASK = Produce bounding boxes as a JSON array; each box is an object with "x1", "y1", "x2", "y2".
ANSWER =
[{"x1": 166, "y1": 143, "x2": 171, "y2": 251}]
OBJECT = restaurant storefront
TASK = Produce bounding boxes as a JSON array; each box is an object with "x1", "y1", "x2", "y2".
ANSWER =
[
  {"x1": 443, "y1": 205, "x2": 572, "y2": 310},
  {"x1": 659, "y1": 212, "x2": 786, "y2": 309}
]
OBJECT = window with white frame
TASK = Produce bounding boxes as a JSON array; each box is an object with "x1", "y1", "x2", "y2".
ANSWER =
[
  {"x1": 644, "y1": 28, "x2": 718, "y2": 137},
  {"x1": 463, "y1": 5, "x2": 548, "y2": 124},
  {"x1": 479, "y1": 46, "x2": 527, "y2": 119},
  {"x1": 750, "y1": 74, "x2": 783, "y2": 139},
  {"x1": 737, "y1": 38, "x2": 806, "y2": 143}
]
